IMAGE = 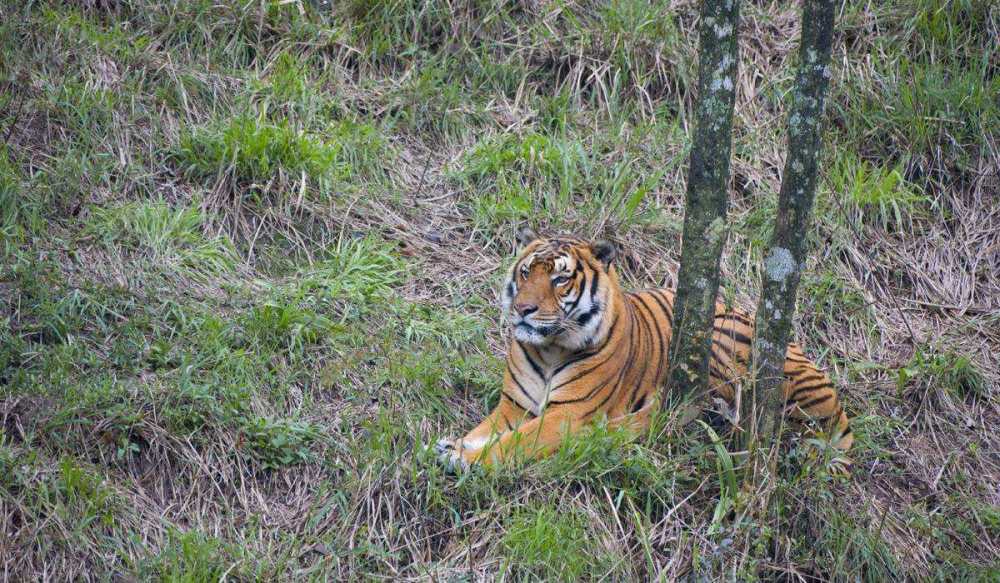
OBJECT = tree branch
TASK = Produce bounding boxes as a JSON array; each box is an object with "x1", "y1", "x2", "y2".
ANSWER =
[
  {"x1": 745, "y1": 0, "x2": 837, "y2": 450},
  {"x1": 664, "y1": 0, "x2": 741, "y2": 405}
]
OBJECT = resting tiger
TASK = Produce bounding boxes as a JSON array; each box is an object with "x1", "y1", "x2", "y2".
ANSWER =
[{"x1": 436, "y1": 229, "x2": 852, "y2": 470}]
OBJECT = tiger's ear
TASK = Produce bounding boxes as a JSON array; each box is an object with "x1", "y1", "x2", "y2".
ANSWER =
[
  {"x1": 516, "y1": 226, "x2": 539, "y2": 249},
  {"x1": 591, "y1": 240, "x2": 616, "y2": 268}
]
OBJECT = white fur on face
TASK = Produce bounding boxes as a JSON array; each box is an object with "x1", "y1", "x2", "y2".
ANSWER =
[
  {"x1": 502, "y1": 246, "x2": 613, "y2": 351},
  {"x1": 513, "y1": 324, "x2": 555, "y2": 346},
  {"x1": 558, "y1": 280, "x2": 606, "y2": 350},
  {"x1": 501, "y1": 274, "x2": 515, "y2": 315}
]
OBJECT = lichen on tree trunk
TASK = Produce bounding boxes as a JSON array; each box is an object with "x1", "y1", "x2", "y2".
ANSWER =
[
  {"x1": 745, "y1": 0, "x2": 836, "y2": 449},
  {"x1": 664, "y1": 0, "x2": 741, "y2": 403}
]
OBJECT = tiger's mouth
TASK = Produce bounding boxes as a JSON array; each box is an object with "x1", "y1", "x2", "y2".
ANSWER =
[{"x1": 514, "y1": 320, "x2": 564, "y2": 338}]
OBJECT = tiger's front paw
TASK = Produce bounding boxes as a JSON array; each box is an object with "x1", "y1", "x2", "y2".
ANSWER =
[{"x1": 434, "y1": 437, "x2": 469, "y2": 474}]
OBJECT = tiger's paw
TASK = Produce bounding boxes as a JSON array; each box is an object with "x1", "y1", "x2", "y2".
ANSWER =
[
  {"x1": 827, "y1": 455, "x2": 853, "y2": 477},
  {"x1": 434, "y1": 438, "x2": 470, "y2": 474}
]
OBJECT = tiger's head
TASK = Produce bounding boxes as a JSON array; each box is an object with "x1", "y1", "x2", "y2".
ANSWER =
[{"x1": 501, "y1": 227, "x2": 618, "y2": 351}]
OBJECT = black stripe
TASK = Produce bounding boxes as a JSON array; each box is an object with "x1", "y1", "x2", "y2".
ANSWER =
[
  {"x1": 502, "y1": 389, "x2": 528, "y2": 410},
  {"x1": 552, "y1": 348, "x2": 598, "y2": 377},
  {"x1": 582, "y1": 304, "x2": 637, "y2": 420},
  {"x1": 589, "y1": 266, "x2": 600, "y2": 299},
  {"x1": 713, "y1": 326, "x2": 752, "y2": 346},
  {"x1": 597, "y1": 309, "x2": 622, "y2": 345},
  {"x1": 797, "y1": 393, "x2": 834, "y2": 411},
  {"x1": 508, "y1": 351, "x2": 529, "y2": 378},
  {"x1": 712, "y1": 339, "x2": 735, "y2": 360},
  {"x1": 579, "y1": 303, "x2": 623, "y2": 352},
  {"x1": 563, "y1": 266, "x2": 585, "y2": 314},
  {"x1": 635, "y1": 294, "x2": 666, "y2": 341},
  {"x1": 549, "y1": 371, "x2": 618, "y2": 405},
  {"x1": 719, "y1": 311, "x2": 753, "y2": 326},
  {"x1": 575, "y1": 301, "x2": 602, "y2": 327},
  {"x1": 784, "y1": 388, "x2": 824, "y2": 407},
  {"x1": 709, "y1": 368, "x2": 731, "y2": 383},
  {"x1": 582, "y1": 368, "x2": 627, "y2": 420},
  {"x1": 551, "y1": 348, "x2": 618, "y2": 390},
  {"x1": 787, "y1": 368, "x2": 824, "y2": 381},
  {"x1": 564, "y1": 285, "x2": 583, "y2": 315},
  {"x1": 651, "y1": 289, "x2": 674, "y2": 320},
  {"x1": 517, "y1": 341, "x2": 546, "y2": 380},
  {"x1": 634, "y1": 294, "x2": 666, "y2": 385},
  {"x1": 789, "y1": 377, "x2": 832, "y2": 391},
  {"x1": 624, "y1": 299, "x2": 652, "y2": 409},
  {"x1": 631, "y1": 394, "x2": 647, "y2": 414},
  {"x1": 551, "y1": 333, "x2": 606, "y2": 375},
  {"x1": 507, "y1": 368, "x2": 539, "y2": 406},
  {"x1": 647, "y1": 290, "x2": 673, "y2": 322},
  {"x1": 787, "y1": 380, "x2": 832, "y2": 401},
  {"x1": 581, "y1": 370, "x2": 625, "y2": 419},
  {"x1": 710, "y1": 345, "x2": 732, "y2": 371}
]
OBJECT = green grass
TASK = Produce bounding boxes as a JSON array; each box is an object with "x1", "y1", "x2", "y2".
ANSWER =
[
  {"x1": 502, "y1": 506, "x2": 606, "y2": 581},
  {"x1": 85, "y1": 200, "x2": 237, "y2": 280},
  {"x1": 173, "y1": 114, "x2": 395, "y2": 209},
  {"x1": 825, "y1": 151, "x2": 930, "y2": 229},
  {"x1": 456, "y1": 125, "x2": 677, "y2": 235},
  {"x1": 1, "y1": 0, "x2": 996, "y2": 579},
  {"x1": 831, "y1": 0, "x2": 996, "y2": 185},
  {"x1": 176, "y1": 116, "x2": 341, "y2": 188},
  {"x1": 142, "y1": 529, "x2": 230, "y2": 582},
  {"x1": 241, "y1": 416, "x2": 320, "y2": 469},
  {"x1": 896, "y1": 344, "x2": 986, "y2": 402}
]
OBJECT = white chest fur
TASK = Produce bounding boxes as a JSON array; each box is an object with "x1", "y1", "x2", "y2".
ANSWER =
[{"x1": 510, "y1": 343, "x2": 571, "y2": 416}]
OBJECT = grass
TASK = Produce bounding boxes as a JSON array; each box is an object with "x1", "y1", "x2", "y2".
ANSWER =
[
  {"x1": 501, "y1": 506, "x2": 606, "y2": 581},
  {"x1": 1, "y1": 0, "x2": 997, "y2": 580},
  {"x1": 85, "y1": 200, "x2": 238, "y2": 281},
  {"x1": 896, "y1": 344, "x2": 987, "y2": 402},
  {"x1": 143, "y1": 529, "x2": 229, "y2": 583}
]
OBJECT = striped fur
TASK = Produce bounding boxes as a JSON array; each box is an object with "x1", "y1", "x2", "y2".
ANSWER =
[{"x1": 436, "y1": 233, "x2": 852, "y2": 469}]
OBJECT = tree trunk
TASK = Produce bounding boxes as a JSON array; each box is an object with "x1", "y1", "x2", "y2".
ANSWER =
[
  {"x1": 744, "y1": 0, "x2": 836, "y2": 450},
  {"x1": 664, "y1": 0, "x2": 741, "y2": 404}
]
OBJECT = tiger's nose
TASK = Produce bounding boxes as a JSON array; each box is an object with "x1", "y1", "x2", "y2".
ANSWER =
[{"x1": 514, "y1": 302, "x2": 538, "y2": 317}]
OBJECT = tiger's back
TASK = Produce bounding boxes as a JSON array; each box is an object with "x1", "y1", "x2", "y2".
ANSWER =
[{"x1": 628, "y1": 288, "x2": 853, "y2": 449}]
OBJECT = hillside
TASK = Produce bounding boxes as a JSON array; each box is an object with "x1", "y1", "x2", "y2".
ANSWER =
[{"x1": 1, "y1": 0, "x2": 998, "y2": 580}]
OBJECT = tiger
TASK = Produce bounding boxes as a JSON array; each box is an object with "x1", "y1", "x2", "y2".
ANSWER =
[{"x1": 435, "y1": 228, "x2": 853, "y2": 471}]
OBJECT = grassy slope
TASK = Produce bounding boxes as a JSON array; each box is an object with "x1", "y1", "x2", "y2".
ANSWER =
[{"x1": 1, "y1": 0, "x2": 998, "y2": 580}]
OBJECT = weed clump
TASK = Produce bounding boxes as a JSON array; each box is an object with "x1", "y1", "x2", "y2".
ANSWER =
[
  {"x1": 240, "y1": 416, "x2": 319, "y2": 470},
  {"x1": 502, "y1": 506, "x2": 605, "y2": 581},
  {"x1": 897, "y1": 345, "x2": 987, "y2": 402},
  {"x1": 175, "y1": 116, "x2": 342, "y2": 191}
]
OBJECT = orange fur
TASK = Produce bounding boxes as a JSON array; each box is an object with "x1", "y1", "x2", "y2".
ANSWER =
[{"x1": 436, "y1": 234, "x2": 852, "y2": 470}]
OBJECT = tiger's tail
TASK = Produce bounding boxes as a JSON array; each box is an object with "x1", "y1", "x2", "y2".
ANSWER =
[{"x1": 782, "y1": 343, "x2": 853, "y2": 450}]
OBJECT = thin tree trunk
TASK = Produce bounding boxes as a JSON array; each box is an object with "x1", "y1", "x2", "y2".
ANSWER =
[
  {"x1": 745, "y1": 0, "x2": 836, "y2": 450},
  {"x1": 664, "y1": 0, "x2": 740, "y2": 404}
]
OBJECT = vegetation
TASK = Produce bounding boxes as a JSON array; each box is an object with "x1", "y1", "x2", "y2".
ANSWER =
[{"x1": 1, "y1": 0, "x2": 997, "y2": 580}]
